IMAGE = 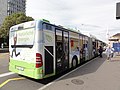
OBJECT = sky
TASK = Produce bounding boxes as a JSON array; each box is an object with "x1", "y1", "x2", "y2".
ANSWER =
[{"x1": 26, "y1": 0, "x2": 120, "y2": 43}]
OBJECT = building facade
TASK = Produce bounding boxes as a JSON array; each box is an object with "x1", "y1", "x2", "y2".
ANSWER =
[
  {"x1": 109, "y1": 33, "x2": 120, "y2": 52},
  {"x1": 0, "y1": 0, "x2": 26, "y2": 26}
]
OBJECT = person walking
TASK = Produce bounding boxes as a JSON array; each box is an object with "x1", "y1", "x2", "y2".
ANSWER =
[
  {"x1": 111, "y1": 47, "x2": 115, "y2": 58},
  {"x1": 98, "y1": 46, "x2": 103, "y2": 58},
  {"x1": 105, "y1": 45, "x2": 113, "y2": 61}
]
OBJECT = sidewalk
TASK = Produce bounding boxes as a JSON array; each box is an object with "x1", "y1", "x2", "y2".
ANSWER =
[
  {"x1": 0, "y1": 48, "x2": 9, "y2": 53},
  {"x1": 42, "y1": 54, "x2": 120, "y2": 90}
]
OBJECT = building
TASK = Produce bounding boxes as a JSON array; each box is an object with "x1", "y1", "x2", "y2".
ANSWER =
[
  {"x1": 109, "y1": 33, "x2": 120, "y2": 52},
  {"x1": 0, "y1": 0, "x2": 26, "y2": 26}
]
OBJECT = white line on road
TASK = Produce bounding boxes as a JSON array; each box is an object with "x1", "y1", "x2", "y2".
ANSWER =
[
  {"x1": 0, "y1": 72, "x2": 15, "y2": 78},
  {"x1": 38, "y1": 57, "x2": 97, "y2": 90}
]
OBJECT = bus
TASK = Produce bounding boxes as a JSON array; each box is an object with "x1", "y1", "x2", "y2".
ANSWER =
[{"x1": 9, "y1": 19, "x2": 104, "y2": 79}]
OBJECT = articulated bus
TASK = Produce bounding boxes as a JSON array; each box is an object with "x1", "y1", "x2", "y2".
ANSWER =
[{"x1": 9, "y1": 20, "x2": 105, "y2": 79}]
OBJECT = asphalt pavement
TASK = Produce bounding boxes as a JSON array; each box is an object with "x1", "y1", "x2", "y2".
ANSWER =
[
  {"x1": 0, "y1": 48, "x2": 9, "y2": 74},
  {"x1": 40, "y1": 53, "x2": 120, "y2": 90}
]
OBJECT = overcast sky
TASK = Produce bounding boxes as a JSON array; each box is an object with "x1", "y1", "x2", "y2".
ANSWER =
[{"x1": 26, "y1": 0, "x2": 120, "y2": 42}]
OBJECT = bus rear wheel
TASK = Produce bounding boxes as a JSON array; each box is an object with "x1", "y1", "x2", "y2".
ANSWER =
[{"x1": 72, "y1": 57, "x2": 78, "y2": 68}]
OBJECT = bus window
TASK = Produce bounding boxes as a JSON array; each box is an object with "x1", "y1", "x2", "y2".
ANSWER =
[
  {"x1": 10, "y1": 28, "x2": 35, "y2": 48},
  {"x1": 43, "y1": 24, "x2": 52, "y2": 31},
  {"x1": 69, "y1": 32, "x2": 79, "y2": 52},
  {"x1": 10, "y1": 28, "x2": 35, "y2": 58}
]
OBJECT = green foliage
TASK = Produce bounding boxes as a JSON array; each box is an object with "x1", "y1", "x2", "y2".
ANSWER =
[{"x1": 0, "y1": 12, "x2": 34, "y2": 38}]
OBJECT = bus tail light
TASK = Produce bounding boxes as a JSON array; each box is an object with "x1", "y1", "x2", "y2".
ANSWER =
[{"x1": 36, "y1": 53, "x2": 43, "y2": 68}]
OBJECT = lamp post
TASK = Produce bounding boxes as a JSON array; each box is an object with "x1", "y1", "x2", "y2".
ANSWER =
[{"x1": 106, "y1": 27, "x2": 110, "y2": 45}]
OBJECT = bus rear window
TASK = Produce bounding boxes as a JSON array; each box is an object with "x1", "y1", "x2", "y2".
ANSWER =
[{"x1": 10, "y1": 28, "x2": 35, "y2": 48}]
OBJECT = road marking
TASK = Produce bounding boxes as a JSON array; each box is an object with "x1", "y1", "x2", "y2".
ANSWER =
[
  {"x1": 0, "y1": 77, "x2": 25, "y2": 88},
  {"x1": 0, "y1": 72, "x2": 15, "y2": 78},
  {"x1": 38, "y1": 57, "x2": 98, "y2": 90}
]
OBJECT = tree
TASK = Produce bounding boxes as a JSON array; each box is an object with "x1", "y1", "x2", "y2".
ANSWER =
[{"x1": 0, "y1": 12, "x2": 34, "y2": 39}]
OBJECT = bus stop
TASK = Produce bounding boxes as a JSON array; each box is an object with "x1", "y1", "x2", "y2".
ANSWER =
[{"x1": 109, "y1": 33, "x2": 120, "y2": 52}]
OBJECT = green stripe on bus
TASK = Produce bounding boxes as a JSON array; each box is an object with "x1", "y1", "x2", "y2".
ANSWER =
[{"x1": 9, "y1": 59, "x2": 43, "y2": 79}]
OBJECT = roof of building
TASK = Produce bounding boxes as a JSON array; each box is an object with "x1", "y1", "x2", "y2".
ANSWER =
[{"x1": 112, "y1": 33, "x2": 120, "y2": 37}]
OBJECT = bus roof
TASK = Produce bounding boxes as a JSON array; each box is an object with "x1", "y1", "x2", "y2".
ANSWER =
[{"x1": 10, "y1": 19, "x2": 101, "y2": 40}]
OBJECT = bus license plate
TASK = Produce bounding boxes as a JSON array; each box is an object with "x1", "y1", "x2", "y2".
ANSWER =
[{"x1": 16, "y1": 66, "x2": 24, "y2": 71}]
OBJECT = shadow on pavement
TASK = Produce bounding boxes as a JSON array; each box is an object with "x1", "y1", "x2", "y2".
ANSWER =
[
  {"x1": 61, "y1": 55, "x2": 106, "y2": 80},
  {"x1": 20, "y1": 74, "x2": 59, "y2": 84}
]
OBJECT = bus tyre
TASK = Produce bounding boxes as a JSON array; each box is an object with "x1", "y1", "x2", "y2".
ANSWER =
[{"x1": 72, "y1": 57, "x2": 77, "y2": 68}]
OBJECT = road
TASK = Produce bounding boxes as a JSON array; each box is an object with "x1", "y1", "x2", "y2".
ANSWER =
[{"x1": 0, "y1": 53, "x2": 9, "y2": 74}]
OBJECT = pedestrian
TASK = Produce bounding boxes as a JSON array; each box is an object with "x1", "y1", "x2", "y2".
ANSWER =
[
  {"x1": 105, "y1": 45, "x2": 113, "y2": 61},
  {"x1": 98, "y1": 46, "x2": 103, "y2": 58},
  {"x1": 111, "y1": 47, "x2": 115, "y2": 58}
]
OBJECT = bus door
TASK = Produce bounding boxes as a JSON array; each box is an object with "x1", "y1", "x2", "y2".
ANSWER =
[
  {"x1": 63, "y1": 31, "x2": 69, "y2": 70},
  {"x1": 55, "y1": 29, "x2": 69, "y2": 74},
  {"x1": 43, "y1": 25, "x2": 54, "y2": 75}
]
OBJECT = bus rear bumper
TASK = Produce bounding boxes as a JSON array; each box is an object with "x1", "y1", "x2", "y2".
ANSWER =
[{"x1": 9, "y1": 63, "x2": 43, "y2": 79}]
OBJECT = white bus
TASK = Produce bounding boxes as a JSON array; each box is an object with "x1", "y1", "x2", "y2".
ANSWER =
[{"x1": 9, "y1": 19, "x2": 102, "y2": 79}]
